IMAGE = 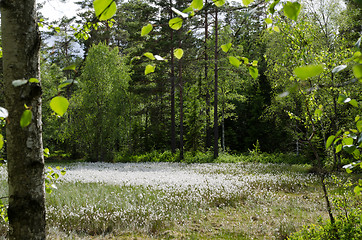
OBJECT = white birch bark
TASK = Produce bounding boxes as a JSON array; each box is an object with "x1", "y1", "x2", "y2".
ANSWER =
[{"x1": 1, "y1": 0, "x2": 46, "y2": 239}]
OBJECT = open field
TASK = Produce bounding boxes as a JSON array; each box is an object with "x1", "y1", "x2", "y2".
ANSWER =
[{"x1": 0, "y1": 162, "x2": 356, "y2": 239}]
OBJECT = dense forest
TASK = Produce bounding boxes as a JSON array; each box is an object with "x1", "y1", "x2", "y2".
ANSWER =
[
  {"x1": 3, "y1": 0, "x2": 359, "y2": 165},
  {"x1": 0, "y1": 0, "x2": 362, "y2": 238}
]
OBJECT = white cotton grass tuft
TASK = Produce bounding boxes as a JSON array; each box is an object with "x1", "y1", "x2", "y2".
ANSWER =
[{"x1": 59, "y1": 162, "x2": 318, "y2": 192}]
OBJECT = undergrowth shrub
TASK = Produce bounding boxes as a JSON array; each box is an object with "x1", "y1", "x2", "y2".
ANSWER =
[
  {"x1": 114, "y1": 150, "x2": 178, "y2": 163},
  {"x1": 288, "y1": 212, "x2": 362, "y2": 240},
  {"x1": 289, "y1": 174, "x2": 362, "y2": 240},
  {"x1": 183, "y1": 151, "x2": 214, "y2": 163},
  {"x1": 114, "y1": 150, "x2": 309, "y2": 165}
]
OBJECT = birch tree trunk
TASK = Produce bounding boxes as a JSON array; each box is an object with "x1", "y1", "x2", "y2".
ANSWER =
[{"x1": 1, "y1": 0, "x2": 46, "y2": 239}]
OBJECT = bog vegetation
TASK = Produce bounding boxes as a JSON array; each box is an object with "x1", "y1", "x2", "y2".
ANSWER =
[{"x1": 0, "y1": 0, "x2": 362, "y2": 239}]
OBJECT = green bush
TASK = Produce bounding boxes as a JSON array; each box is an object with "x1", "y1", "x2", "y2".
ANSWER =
[
  {"x1": 114, "y1": 150, "x2": 309, "y2": 164},
  {"x1": 114, "y1": 150, "x2": 179, "y2": 163},
  {"x1": 289, "y1": 212, "x2": 362, "y2": 240},
  {"x1": 182, "y1": 151, "x2": 214, "y2": 163}
]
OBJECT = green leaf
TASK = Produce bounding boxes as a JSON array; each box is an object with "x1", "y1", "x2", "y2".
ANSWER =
[
  {"x1": 20, "y1": 110, "x2": 32, "y2": 128},
  {"x1": 354, "y1": 185, "x2": 362, "y2": 194},
  {"x1": 241, "y1": 57, "x2": 249, "y2": 64},
  {"x1": 144, "y1": 52, "x2": 156, "y2": 60},
  {"x1": 50, "y1": 96, "x2": 69, "y2": 117},
  {"x1": 269, "y1": 0, "x2": 281, "y2": 14},
  {"x1": 293, "y1": 64, "x2": 324, "y2": 80},
  {"x1": 213, "y1": 0, "x2": 226, "y2": 7},
  {"x1": 141, "y1": 24, "x2": 153, "y2": 36},
  {"x1": 174, "y1": 48, "x2": 184, "y2": 59},
  {"x1": 353, "y1": 52, "x2": 362, "y2": 63},
  {"x1": 349, "y1": 99, "x2": 359, "y2": 108},
  {"x1": 12, "y1": 79, "x2": 28, "y2": 87},
  {"x1": 169, "y1": 18, "x2": 183, "y2": 30},
  {"x1": 44, "y1": 148, "x2": 50, "y2": 158},
  {"x1": 343, "y1": 145, "x2": 357, "y2": 154},
  {"x1": 337, "y1": 94, "x2": 347, "y2": 104},
  {"x1": 0, "y1": 107, "x2": 8, "y2": 119},
  {"x1": 326, "y1": 135, "x2": 335, "y2": 149},
  {"x1": 353, "y1": 64, "x2": 362, "y2": 78},
  {"x1": 357, "y1": 121, "x2": 362, "y2": 132},
  {"x1": 229, "y1": 56, "x2": 241, "y2": 67},
  {"x1": 29, "y1": 78, "x2": 39, "y2": 83},
  {"x1": 336, "y1": 144, "x2": 342, "y2": 153},
  {"x1": 342, "y1": 137, "x2": 354, "y2": 146},
  {"x1": 334, "y1": 138, "x2": 341, "y2": 145},
  {"x1": 130, "y1": 56, "x2": 141, "y2": 63},
  {"x1": 63, "y1": 65, "x2": 76, "y2": 71},
  {"x1": 265, "y1": 18, "x2": 273, "y2": 24},
  {"x1": 314, "y1": 108, "x2": 322, "y2": 119},
  {"x1": 283, "y1": 1, "x2": 301, "y2": 21},
  {"x1": 252, "y1": 60, "x2": 258, "y2": 67},
  {"x1": 183, "y1": 6, "x2": 194, "y2": 13},
  {"x1": 145, "y1": 65, "x2": 155, "y2": 75},
  {"x1": 0, "y1": 134, "x2": 3, "y2": 150},
  {"x1": 93, "y1": 0, "x2": 117, "y2": 21},
  {"x1": 242, "y1": 0, "x2": 254, "y2": 6},
  {"x1": 249, "y1": 66, "x2": 258, "y2": 79},
  {"x1": 273, "y1": 26, "x2": 280, "y2": 32},
  {"x1": 191, "y1": 0, "x2": 203, "y2": 10},
  {"x1": 59, "y1": 79, "x2": 78, "y2": 89},
  {"x1": 353, "y1": 149, "x2": 361, "y2": 159},
  {"x1": 349, "y1": 132, "x2": 358, "y2": 140},
  {"x1": 221, "y1": 43, "x2": 232, "y2": 53},
  {"x1": 332, "y1": 65, "x2": 347, "y2": 74}
]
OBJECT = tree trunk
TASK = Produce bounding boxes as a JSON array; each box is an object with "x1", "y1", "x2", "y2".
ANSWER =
[
  {"x1": 213, "y1": 7, "x2": 219, "y2": 159},
  {"x1": 179, "y1": 41, "x2": 184, "y2": 161},
  {"x1": 221, "y1": 91, "x2": 225, "y2": 152},
  {"x1": 1, "y1": 0, "x2": 46, "y2": 239},
  {"x1": 169, "y1": 1, "x2": 176, "y2": 154},
  {"x1": 204, "y1": 1, "x2": 212, "y2": 150}
]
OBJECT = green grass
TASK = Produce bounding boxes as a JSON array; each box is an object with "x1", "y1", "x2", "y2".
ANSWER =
[
  {"x1": 0, "y1": 162, "x2": 361, "y2": 239},
  {"x1": 44, "y1": 163, "x2": 327, "y2": 239}
]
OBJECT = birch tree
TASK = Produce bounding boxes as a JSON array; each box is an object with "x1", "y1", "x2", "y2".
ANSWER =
[{"x1": 1, "y1": 0, "x2": 46, "y2": 239}]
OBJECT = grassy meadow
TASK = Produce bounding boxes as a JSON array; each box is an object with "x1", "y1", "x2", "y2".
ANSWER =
[{"x1": 0, "y1": 158, "x2": 360, "y2": 239}]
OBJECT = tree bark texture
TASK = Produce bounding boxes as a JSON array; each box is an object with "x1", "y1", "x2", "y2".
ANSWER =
[
  {"x1": 169, "y1": 1, "x2": 176, "y2": 154},
  {"x1": 178, "y1": 40, "x2": 184, "y2": 161},
  {"x1": 1, "y1": 0, "x2": 46, "y2": 239},
  {"x1": 213, "y1": 7, "x2": 219, "y2": 159},
  {"x1": 204, "y1": 1, "x2": 212, "y2": 150}
]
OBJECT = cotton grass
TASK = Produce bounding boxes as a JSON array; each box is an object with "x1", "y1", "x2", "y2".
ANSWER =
[
  {"x1": 60, "y1": 162, "x2": 318, "y2": 192},
  {"x1": 43, "y1": 162, "x2": 326, "y2": 239},
  {"x1": 0, "y1": 162, "x2": 328, "y2": 239}
]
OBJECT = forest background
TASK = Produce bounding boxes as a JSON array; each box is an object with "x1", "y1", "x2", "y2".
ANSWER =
[{"x1": 0, "y1": 0, "x2": 361, "y2": 165}]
